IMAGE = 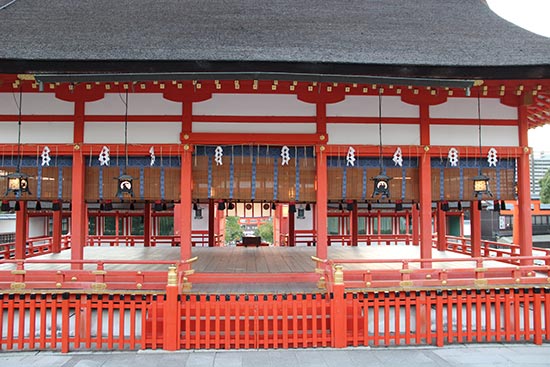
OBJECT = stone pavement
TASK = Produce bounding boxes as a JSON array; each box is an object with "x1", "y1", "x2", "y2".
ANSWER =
[{"x1": 1, "y1": 344, "x2": 550, "y2": 367}]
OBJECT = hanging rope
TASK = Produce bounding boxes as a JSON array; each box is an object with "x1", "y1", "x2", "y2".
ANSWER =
[{"x1": 378, "y1": 88, "x2": 383, "y2": 170}]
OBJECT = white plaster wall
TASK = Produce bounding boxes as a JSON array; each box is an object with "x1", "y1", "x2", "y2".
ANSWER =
[
  {"x1": 327, "y1": 96, "x2": 419, "y2": 117},
  {"x1": 0, "y1": 218, "x2": 15, "y2": 234},
  {"x1": 295, "y1": 209, "x2": 314, "y2": 230},
  {"x1": 327, "y1": 124, "x2": 420, "y2": 145},
  {"x1": 29, "y1": 217, "x2": 47, "y2": 237},
  {"x1": 194, "y1": 94, "x2": 315, "y2": 116},
  {"x1": 192, "y1": 122, "x2": 316, "y2": 134},
  {"x1": 430, "y1": 125, "x2": 519, "y2": 146},
  {"x1": 192, "y1": 205, "x2": 209, "y2": 231},
  {"x1": 430, "y1": 98, "x2": 517, "y2": 119},
  {"x1": 0, "y1": 122, "x2": 74, "y2": 143},
  {"x1": 84, "y1": 122, "x2": 181, "y2": 143},
  {"x1": 85, "y1": 93, "x2": 181, "y2": 115},
  {"x1": 0, "y1": 93, "x2": 73, "y2": 115}
]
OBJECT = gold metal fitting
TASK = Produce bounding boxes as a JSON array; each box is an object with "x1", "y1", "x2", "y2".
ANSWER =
[
  {"x1": 424, "y1": 145, "x2": 430, "y2": 152},
  {"x1": 167, "y1": 265, "x2": 178, "y2": 286},
  {"x1": 333, "y1": 265, "x2": 344, "y2": 285}
]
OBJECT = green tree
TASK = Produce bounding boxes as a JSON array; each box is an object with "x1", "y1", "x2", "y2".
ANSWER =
[
  {"x1": 225, "y1": 216, "x2": 244, "y2": 243},
  {"x1": 257, "y1": 219, "x2": 273, "y2": 244},
  {"x1": 540, "y1": 169, "x2": 550, "y2": 204}
]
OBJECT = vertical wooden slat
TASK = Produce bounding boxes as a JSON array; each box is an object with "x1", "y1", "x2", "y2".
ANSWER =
[{"x1": 17, "y1": 295, "x2": 26, "y2": 350}]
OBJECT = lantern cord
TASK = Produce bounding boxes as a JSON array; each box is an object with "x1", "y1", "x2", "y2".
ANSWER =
[
  {"x1": 124, "y1": 89, "x2": 129, "y2": 172},
  {"x1": 16, "y1": 86, "x2": 22, "y2": 172},
  {"x1": 378, "y1": 89, "x2": 383, "y2": 170},
  {"x1": 477, "y1": 92, "x2": 482, "y2": 174}
]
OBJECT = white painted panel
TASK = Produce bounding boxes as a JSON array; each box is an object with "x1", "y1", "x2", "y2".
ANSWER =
[
  {"x1": 0, "y1": 93, "x2": 73, "y2": 115},
  {"x1": 295, "y1": 209, "x2": 314, "y2": 231},
  {"x1": 430, "y1": 98, "x2": 518, "y2": 119},
  {"x1": 192, "y1": 122, "x2": 316, "y2": 134},
  {"x1": 430, "y1": 125, "x2": 478, "y2": 146},
  {"x1": 85, "y1": 122, "x2": 181, "y2": 143},
  {"x1": 22, "y1": 122, "x2": 74, "y2": 143},
  {"x1": 128, "y1": 122, "x2": 181, "y2": 143},
  {"x1": 0, "y1": 122, "x2": 73, "y2": 143},
  {"x1": 86, "y1": 94, "x2": 181, "y2": 115},
  {"x1": 327, "y1": 96, "x2": 419, "y2": 117},
  {"x1": 192, "y1": 206, "x2": 209, "y2": 231},
  {"x1": 194, "y1": 94, "x2": 315, "y2": 116},
  {"x1": 327, "y1": 124, "x2": 419, "y2": 145},
  {"x1": 480, "y1": 126, "x2": 519, "y2": 147},
  {"x1": 29, "y1": 217, "x2": 47, "y2": 237},
  {"x1": 430, "y1": 125, "x2": 518, "y2": 146},
  {"x1": 0, "y1": 217, "x2": 15, "y2": 234},
  {"x1": 85, "y1": 122, "x2": 125, "y2": 143}
]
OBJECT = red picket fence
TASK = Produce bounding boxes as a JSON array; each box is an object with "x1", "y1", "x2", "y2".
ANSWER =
[
  {"x1": 178, "y1": 293, "x2": 331, "y2": 349},
  {"x1": 345, "y1": 288, "x2": 550, "y2": 347},
  {"x1": 0, "y1": 287, "x2": 548, "y2": 352}
]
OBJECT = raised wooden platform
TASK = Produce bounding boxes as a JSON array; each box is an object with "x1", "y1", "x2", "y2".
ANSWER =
[{"x1": 0, "y1": 244, "x2": 529, "y2": 293}]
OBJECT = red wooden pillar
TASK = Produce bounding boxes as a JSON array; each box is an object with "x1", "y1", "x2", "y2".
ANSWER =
[
  {"x1": 517, "y1": 105, "x2": 533, "y2": 263},
  {"x1": 350, "y1": 201, "x2": 358, "y2": 246},
  {"x1": 316, "y1": 146, "x2": 328, "y2": 259},
  {"x1": 470, "y1": 202, "x2": 482, "y2": 258},
  {"x1": 436, "y1": 205, "x2": 446, "y2": 251},
  {"x1": 143, "y1": 202, "x2": 151, "y2": 247},
  {"x1": 512, "y1": 203, "x2": 520, "y2": 245},
  {"x1": 52, "y1": 209, "x2": 62, "y2": 253},
  {"x1": 15, "y1": 201, "x2": 27, "y2": 259},
  {"x1": 71, "y1": 99, "x2": 86, "y2": 270},
  {"x1": 180, "y1": 146, "x2": 193, "y2": 261},
  {"x1": 288, "y1": 208, "x2": 295, "y2": 247},
  {"x1": 411, "y1": 204, "x2": 420, "y2": 246},
  {"x1": 419, "y1": 103, "x2": 433, "y2": 266},
  {"x1": 208, "y1": 199, "x2": 215, "y2": 247}
]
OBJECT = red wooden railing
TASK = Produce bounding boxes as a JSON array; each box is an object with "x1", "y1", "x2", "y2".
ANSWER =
[
  {"x1": 0, "y1": 235, "x2": 71, "y2": 260},
  {"x1": 314, "y1": 253, "x2": 550, "y2": 291}
]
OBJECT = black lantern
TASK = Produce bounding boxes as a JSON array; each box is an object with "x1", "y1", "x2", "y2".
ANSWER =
[
  {"x1": 117, "y1": 174, "x2": 134, "y2": 198},
  {"x1": 372, "y1": 173, "x2": 391, "y2": 199},
  {"x1": 6, "y1": 172, "x2": 31, "y2": 196},
  {"x1": 472, "y1": 174, "x2": 492, "y2": 198},
  {"x1": 305, "y1": 203, "x2": 311, "y2": 211},
  {"x1": 297, "y1": 207, "x2": 305, "y2": 219},
  {"x1": 194, "y1": 206, "x2": 203, "y2": 219}
]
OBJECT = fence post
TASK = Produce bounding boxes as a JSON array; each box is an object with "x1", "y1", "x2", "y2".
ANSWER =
[
  {"x1": 332, "y1": 265, "x2": 347, "y2": 348},
  {"x1": 163, "y1": 265, "x2": 180, "y2": 351}
]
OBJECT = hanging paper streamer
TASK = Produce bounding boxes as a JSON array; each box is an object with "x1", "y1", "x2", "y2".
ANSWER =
[
  {"x1": 149, "y1": 146, "x2": 156, "y2": 166},
  {"x1": 346, "y1": 146, "x2": 356, "y2": 167},
  {"x1": 41, "y1": 146, "x2": 51, "y2": 167},
  {"x1": 487, "y1": 147, "x2": 498, "y2": 167},
  {"x1": 280, "y1": 145, "x2": 290, "y2": 166},
  {"x1": 98, "y1": 146, "x2": 110, "y2": 166},
  {"x1": 392, "y1": 147, "x2": 403, "y2": 167},
  {"x1": 448, "y1": 147, "x2": 459, "y2": 167},
  {"x1": 214, "y1": 146, "x2": 224, "y2": 166}
]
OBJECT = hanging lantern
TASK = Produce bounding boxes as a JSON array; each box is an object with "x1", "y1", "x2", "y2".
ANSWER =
[
  {"x1": 6, "y1": 172, "x2": 30, "y2": 196},
  {"x1": 116, "y1": 174, "x2": 134, "y2": 198},
  {"x1": 472, "y1": 174, "x2": 492, "y2": 198},
  {"x1": 371, "y1": 173, "x2": 391, "y2": 199},
  {"x1": 297, "y1": 207, "x2": 305, "y2": 219}
]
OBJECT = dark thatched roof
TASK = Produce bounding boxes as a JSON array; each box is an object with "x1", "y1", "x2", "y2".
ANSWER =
[{"x1": 1, "y1": 0, "x2": 550, "y2": 79}]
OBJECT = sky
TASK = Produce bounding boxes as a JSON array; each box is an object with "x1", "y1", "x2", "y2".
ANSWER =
[{"x1": 486, "y1": 0, "x2": 550, "y2": 152}]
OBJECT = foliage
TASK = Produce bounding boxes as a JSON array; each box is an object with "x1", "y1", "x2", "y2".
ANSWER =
[
  {"x1": 225, "y1": 216, "x2": 244, "y2": 243},
  {"x1": 257, "y1": 219, "x2": 274, "y2": 244},
  {"x1": 540, "y1": 169, "x2": 550, "y2": 204}
]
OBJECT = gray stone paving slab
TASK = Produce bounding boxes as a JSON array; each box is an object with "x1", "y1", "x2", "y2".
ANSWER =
[{"x1": 2, "y1": 344, "x2": 550, "y2": 367}]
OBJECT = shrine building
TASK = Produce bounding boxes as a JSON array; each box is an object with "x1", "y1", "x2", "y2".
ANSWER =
[{"x1": 1, "y1": 0, "x2": 550, "y2": 351}]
